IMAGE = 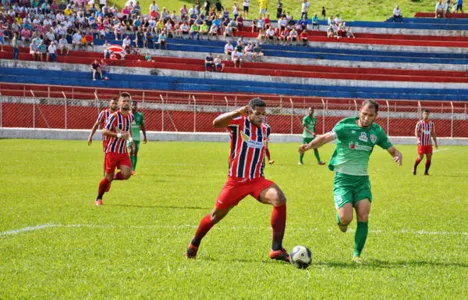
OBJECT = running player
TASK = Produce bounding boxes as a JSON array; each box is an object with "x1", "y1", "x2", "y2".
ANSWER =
[
  {"x1": 186, "y1": 98, "x2": 289, "y2": 262},
  {"x1": 127, "y1": 101, "x2": 147, "y2": 175},
  {"x1": 299, "y1": 107, "x2": 325, "y2": 165},
  {"x1": 413, "y1": 109, "x2": 438, "y2": 176},
  {"x1": 88, "y1": 98, "x2": 118, "y2": 151},
  {"x1": 95, "y1": 92, "x2": 134, "y2": 206},
  {"x1": 299, "y1": 100, "x2": 403, "y2": 263}
]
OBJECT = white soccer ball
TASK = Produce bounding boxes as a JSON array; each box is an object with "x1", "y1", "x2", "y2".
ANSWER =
[{"x1": 290, "y1": 245, "x2": 312, "y2": 269}]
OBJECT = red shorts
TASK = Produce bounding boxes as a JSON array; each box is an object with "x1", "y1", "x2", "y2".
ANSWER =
[
  {"x1": 104, "y1": 152, "x2": 132, "y2": 174},
  {"x1": 418, "y1": 145, "x2": 433, "y2": 155},
  {"x1": 216, "y1": 177, "x2": 275, "y2": 209}
]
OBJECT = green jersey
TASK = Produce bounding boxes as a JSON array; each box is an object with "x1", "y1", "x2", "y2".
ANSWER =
[
  {"x1": 302, "y1": 115, "x2": 316, "y2": 138},
  {"x1": 131, "y1": 112, "x2": 145, "y2": 141},
  {"x1": 328, "y1": 117, "x2": 393, "y2": 176}
]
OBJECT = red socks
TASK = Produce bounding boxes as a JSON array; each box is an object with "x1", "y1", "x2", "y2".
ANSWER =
[
  {"x1": 414, "y1": 157, "x2": 422, "y2": 170},
  {"x1": 97, "y1": 178, "x2": 110, "y2": 199},
  {"x1": 271, "y1": 204, "x2": 287, "y2": 251},
  {"x1": 114, "y1": 172, "x2": 124, "y2": 180},
  {"x1": 191, "y1": 214, "x2": 215, "y2": 247}
]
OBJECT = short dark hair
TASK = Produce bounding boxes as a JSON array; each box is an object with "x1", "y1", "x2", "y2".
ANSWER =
[
  {"x1": 362, "y1": 100, "x2": 379, "y2": 113},
  {"x1": 120, "y1": 92, "x2": 131, "y2": 99},
  {"x1": 422, "y1": 109, "x2": 431, "y2": 113},
  {"x1": 249, "y1": 97, "x2": 266, "y2": 109}
]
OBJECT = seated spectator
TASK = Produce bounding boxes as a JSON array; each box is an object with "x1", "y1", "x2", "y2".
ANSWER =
[
  {"x1": 224, "y1": 24, "x2": 234, "y2": 38},
  {"x1": 266, "y1": 26, "x2": 277, "y2": 44},
  {"x1": 311, "y1": 13, "x2": 320, "y2": 30},
  {"x1": 214, "y1": 55, "x2": 225, "y2": 72},
  {"x1": 200, "y1": 22, "x2": 209, "y2": 39},
  {"x1": 251, "y1": 19, "x2": 258, "y2": 32},
  {"x1": 72, "y1": 31, "x2": 82, "y2": 49},
  {"x1": 231, "y1": 49, "x2": 243, "y2": 68},
  {"x1": 393, "y1": 5, "x2": 403, "y2": 22},
  {"x1": 343, "y1": 22, "x2": 355, "y2": 38},
  {"x1": 29, "y1": 41, "x2": 39, "y2": 61},
  {"x1": 224, "y1": 40, "x2": 234, "y2": 56},
  {"x1": 91, "y1": 59, "x2": 104, "y2": 81},
  {"x1": 145, "y1": 53, "x2": 155, "y2": 62},
  {"x1": 84, "y1": 32, "x2": 94, "y2": 50},
  {"x1": 435, "y1": 0, "x2": 445, "y2": 18},
  {"x1": 252, "y1": 42, "x2": 264, "y2": 61},
  {"x1": 180, "y1": 22, "x2": 190, "y2": 38},
  {"x1": 122, "y1": 35, "x2": 132, "y2": 52},
  {"x1": 288, "y1": 28, "x2": 299, "y2": 45},
  {"x1": 327, "y1": 24, "x2": 336, "y2": 38},
  {"x1": 299, "y1": 29, "x2": 309, "y2": 46},
  {"x1": 38, "y1": 41, "x2": 47, "y2": 62},
  {"x1": 243, "y1": 42, "x2": 254, "y2": 60},
  {"x1": 205, "y1": 53, "x2": 215, "y2": 71},
  {"x1": 158, "y1": 30, "x2": 168, "y2": 50},
  {"x1": 47, "y1": 41, "x2": 57, "y2": 62},
  {"x1": 279, "y1": 28, "x2": 289, "y2": 45},
  {"x1": 189, "y1": 23, "x2": 200, "y2": 40},
  {"x1": 208, "y1": 23, "x2": 219, "y2": 40}
]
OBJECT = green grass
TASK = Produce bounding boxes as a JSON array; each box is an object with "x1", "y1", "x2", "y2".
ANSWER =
[
  {"x1": 111, "y1": 0, "x2": 438, "y2": 21},
  {"x1": 0, "y1": 139, "x2": 467, "y2": 298}
]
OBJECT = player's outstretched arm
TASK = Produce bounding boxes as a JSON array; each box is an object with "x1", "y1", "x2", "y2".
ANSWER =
[
  {"x1": 431, "y1": 128, "x2": 438, "y2": 149},
  {"x1": 88, "y1": 121, "x2": 100, "y2": 145},
  {"x1": 298, "y1": 132, "x2": 334, "y2": 154},
  {"x1": 387, "y1": 146, "x2": 403, "y2": 166},
  {"x1": 213, "y1": 106, "x2": 249, "y2": 128}
]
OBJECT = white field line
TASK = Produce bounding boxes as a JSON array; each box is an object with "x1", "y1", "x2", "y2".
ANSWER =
[
  {"x1": 0, "y1": 223, "x2": 467, "y2": 238},
  {"x1": 433, "y1": 148, "x2": 450, "y2": 153}
]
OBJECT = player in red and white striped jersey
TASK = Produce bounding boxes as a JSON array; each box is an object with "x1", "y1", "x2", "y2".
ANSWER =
[
  {"x1": 186, "y1": 98, "x2": 290, "y2": 262},
  {"x1": 88, "y1": 98, "x2": 119, "y2": 151},
  {"x1": 95, "y1": 92, "x2": 135, "y2": 206},
  {"x1": 413, "y1": 109, "x2": 438, "y2": 176}
]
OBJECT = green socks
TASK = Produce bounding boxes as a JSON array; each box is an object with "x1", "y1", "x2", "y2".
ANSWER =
[
  {"x1": 336, "y1": 212, "x2": 341, "y2": 225},
  {"x1": 314, "y1": 149, "x2": 322, "y2": 163},
  {"x1": 354, "y1": 222, "x2": 368, "y2": 257},
  {"x1": 130, "y1": 155, "x2": 138, "y2": 171},
  {"x1": 299, "y1": 153, "x2": 304, "y2": 164}
]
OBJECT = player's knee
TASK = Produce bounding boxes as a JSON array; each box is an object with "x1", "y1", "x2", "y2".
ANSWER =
[
  {"x1": 356, "y1": 211, "x2": 369, "y2": 222},
  {"x1": 340, "y1": 215, "x2": 353, "y2": 225}
]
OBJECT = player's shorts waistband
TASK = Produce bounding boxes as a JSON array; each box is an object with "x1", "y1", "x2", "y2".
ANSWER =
[{"x1": 227, "y1": 176, "x2": 265, "y2": 182}]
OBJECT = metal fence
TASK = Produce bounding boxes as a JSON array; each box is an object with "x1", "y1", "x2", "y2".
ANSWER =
[{"x1": 1, "y1": 90, "x2": 467, "y2": 137}]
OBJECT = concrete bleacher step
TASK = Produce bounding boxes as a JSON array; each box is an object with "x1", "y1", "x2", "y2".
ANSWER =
[{"x1": 1, "y1": 67, "x2": 467, "y2": 101}]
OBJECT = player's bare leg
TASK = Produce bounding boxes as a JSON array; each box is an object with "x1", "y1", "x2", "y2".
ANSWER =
[
  {"x1": 424, "y1": 153, "x2": 432, "y2": 175},
  {"x1": 114, "y1": 165, "x2": 132, "y2": 181},
  {"x1": 186, "y1": 207, "x2": 231, "y2": 259},
  {"x1": 258, "y1": 184, "x2": 289, "y2": 262},
  {"x1": 336, "y1": 203, "x2": 353, "y2": 233},
  {"x1": 353, "y1": 199, "x2": 371, "y2": 262},
  {"x1": 413, "y1": 154, "x2": 424, "y2": 175}
]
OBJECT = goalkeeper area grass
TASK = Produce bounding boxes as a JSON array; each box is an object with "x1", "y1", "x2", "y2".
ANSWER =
[{"x1": 1, "y1": 139, "x2": 466, "y2": 298}]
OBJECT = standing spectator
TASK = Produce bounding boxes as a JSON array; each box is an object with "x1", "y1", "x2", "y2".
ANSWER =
[
  {"x1": 11, "y1": 32, "x2": 19, "y2": 59},
  {"x1": 276, "y1": 0, "x2": 283, "y2": 18},
  {"x1": 92, "y1": 59, "x2": 104, "y2": 81},
  {"x1": 311, "y1": 13, "x2": 320, "y2": 29},
  {"x1": 321, "y1": 6, "x2": 326, "y2": 19},
  {"x1": 204, "y1": 0, "x2": 211, "y2": 15},
  {"x1": 392, "y1": 5, "x2": 403, "y2": 22},
  {"x1": 259, "y1": 0, "x2": 268, "y2": 18},
  {"x1": 243, "y1": 0, "x2": 250, "y2": 17},
  {"x1": 48, "y1": 41, "x2": 57, "y2": 62},
  {"x1": 455, "y1": 0, "x2": 464, "y2": 13},
  {"x1": 301, "y1": 0, "x2": 310, "y2": 20},
  {"x1": 149, "y1": 1, "x2": 159, "y2": 13},
  {"x1": 205, "y1": 53, "x2": 215, "y2": 71},
  {"x1": 215, "y1": 0, "x2": 224, "y2": 13}
]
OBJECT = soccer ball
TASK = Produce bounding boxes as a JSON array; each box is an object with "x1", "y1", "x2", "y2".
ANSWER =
[{"x1": 290, "y1": 246, "x2": 312, "y2": 269}]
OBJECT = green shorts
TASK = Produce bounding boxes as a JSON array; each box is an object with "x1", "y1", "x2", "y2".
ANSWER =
[
  {"x1": 333, "y1": 172, "x2": 372, "y2": 209},
  {"x1": 127, "y1": 140, "x2": 140, "y2": 152},
  {"x1": 302, "y1": 137, "x2": 315, "y2": 144}
]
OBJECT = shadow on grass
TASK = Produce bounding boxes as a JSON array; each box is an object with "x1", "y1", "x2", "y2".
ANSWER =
[
  {"x1": 313, "y1": 260, "x2": 468, "y2": 269},
  {"x1": 107, "y1": 204, "x2": 210, "y2": 210}
]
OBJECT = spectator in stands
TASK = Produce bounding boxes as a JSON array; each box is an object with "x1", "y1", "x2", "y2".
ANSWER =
[
  {"x1": 145, "y1": 53, "x2": 155, "y2": 62},
  {"x1": 266, "y1": 25, "x2": 277, "y2": 44},
  {"x1": 91, "y1": 59, "x2": 104, "y2": 81},
  {"x1": 224, "y1": 40, "x2": 234, "y2": 56},
  {"x1": 158, "y1": 30, "x2": 168, "y2": 50},
  {"x1": 214, "y1": 55, "x2": 225, "y2": 71},
  {"x1": 215, "y1": 0, "x2": 224, "y2": 13},
  {"x1": 231, "y1": 47, "x2": 243, "y2": 68},
  {"x1": 38, "y1": 40, "x2": 47, "y2": 62},
  {"x1": 455, "y1": 0, "x2": 464, "y2": 13},
  {"x1": 258, "y1": 0, "x2": 268, "y2": 18},
  {"x1": 58, "y1": 36, "x2": 70, "y2": 56},
  {"x1": 392, "y1": 5, "x2": 403, "y2": 22},
  {"x1": 343, "y1": 22, "x2": 356, "y2": 38},
  {"x1": 301, "y1": 0, "x2": 310, "y2": 20},
  {"x1": 72, "y1": 31, "x2": 82, "y2": 49},
  {"x1": 122, "y1": 35, "x2": 132, "y2": 52},
  {"x1": 311, "y1": 13, "x2": 320, "y2": 30},
  {"x1": 252, "y1": 42, "x2": 264, "y2": 61},
  {"x1": 446, "y1": 0, "x2": 452, "y2": 13},
  {"x1": 149, "y1": 1, "x2": 159, "y2": 13},
  {"x1": 321, "y1": 6, "x2": 326, "y2": 19},
  {"x1": 205, "y1": 53, "x2": 215, "y2": 71},
  {"x1": 200, "y1": 21, "x2": 210, "y2": 39},
  {"x1": 435, "y1": 0, "x2": 446, "y2": 18},
  {"x1": 47, "y1": 41, "x2": 57, "y2": 62},
  {"x1": 208, "y1": 23, "x2": 219, "y2": 40},
  {"x1": 180, "y1": 22, "x2": 190, "y2": 38},
  {"x1": 288, "y1": 28, "x2": 299, "y2": 45},
  {"x1": 299, "y1": 29, "x2": 309, "y2": 46},
  {"x1": 30, "y1": 41, "x2": 39, "y2": 61},
  {"x1": 12, "y1": 32, "x2": 19, "y2": 59},
  {"x1": 243, "y1": 0, "x2": 250, "y2": 17},
  {"x1": 276, "y1": 0, "x2": 283, "y2": 18},
  {"x1": 190, "y1": 23, "x2": 200, "y2": 40}
]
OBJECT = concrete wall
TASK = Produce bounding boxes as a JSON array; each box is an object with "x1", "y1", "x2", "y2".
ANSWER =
[
  {"x1": 2, "y1": 128, "x2": 468, "y2": 145},
  {"x1": 2, "y1": 59, "x2": 467, "y2": 90}
]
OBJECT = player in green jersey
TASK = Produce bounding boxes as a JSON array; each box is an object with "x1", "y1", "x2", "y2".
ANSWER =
[
  {"x1": 127, "y1": 101, "x2": 147, "y2": 174},
  {"x1": 299, "y1": 100, "x2": 403, "y2": 263},
  {"x1": 299, "y1": 107, "x2": 325, "y2": 165}
]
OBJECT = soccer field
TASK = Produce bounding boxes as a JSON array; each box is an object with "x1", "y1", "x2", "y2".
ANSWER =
[{"x1": 1, "y1": 139, "x2": 466, "y2": 298}]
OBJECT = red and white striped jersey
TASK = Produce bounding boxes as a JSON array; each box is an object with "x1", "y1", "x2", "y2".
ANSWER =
[
  {"x1": 96, "y1": 109, "x2": 113, "y2": 141},
  {"x1": 416, "y1": 120, "x2": 435, "y2": 146},
  {"x1": 104, "y1": 111, "x2": 134, "y2": 154},
  {"x1": 227, "y1": 116, "x2": 271, "y2": 179}
]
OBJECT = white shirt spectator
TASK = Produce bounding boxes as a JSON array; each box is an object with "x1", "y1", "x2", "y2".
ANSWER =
[
  {"x1": 122, "y1": 36, "x2": 131, "y2": 47},
  {"x1": 72, "y1": 32, "x2": 82, "y2": 44},
  {"x1": 393, "y1": 7, "x2": 402, "y2": 17},
  {"x1": 301, "y1": 1, "x2": 310, "y2": 13},
  {"x1": 48, "y1": 43, "x2": 57, "y2": 54},
  {"x1": 59, "y1": 37, "x2": 68, "y2": 47},
  {"x1": 149, "y1": 2, "x2": 159, "y2": 12},
  {"x1": 224, "y1": 43, "x2": 234, "y2": 53}
]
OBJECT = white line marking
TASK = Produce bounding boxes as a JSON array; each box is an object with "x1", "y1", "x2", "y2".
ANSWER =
[
  {"x1": 433, "y1": 148, "x2": 450, "y2": 153},
  {"x1": 1, "y1": 224, "x2": 467, "y2": 237}
]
